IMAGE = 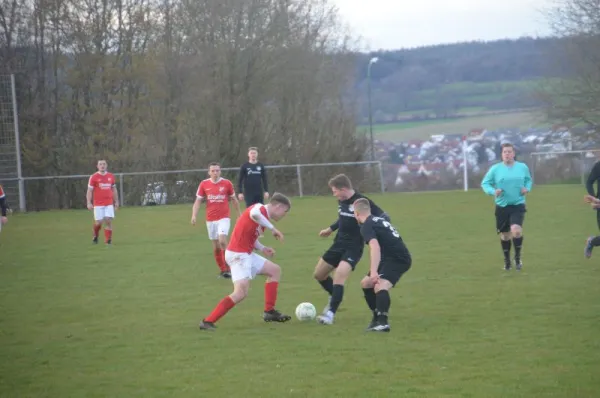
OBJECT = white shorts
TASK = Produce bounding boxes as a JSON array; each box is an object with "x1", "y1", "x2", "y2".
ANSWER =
[
  {"x1": 225, "y1": 250, "x2": 267, "y2": 283},
  {"x1": 205, "y1": 218, "x2": 231, "y2": 240},
  {"x1": 94, "y1": 205, "x2": 115, "y2": 221}
]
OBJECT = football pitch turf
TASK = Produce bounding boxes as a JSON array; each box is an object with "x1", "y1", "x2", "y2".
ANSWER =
[{"x1": 1, "y1": 185, "x2": 599, "y2": 397}]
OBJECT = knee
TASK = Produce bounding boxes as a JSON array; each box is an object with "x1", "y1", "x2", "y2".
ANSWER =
[
  {"x1": 500, "y1": 232, "x2": 512, "y2": 240},
  {"x1": 231, "y1": 284, "x2": 249, "y2": 303},
  {"x1": 269, "y1": 264, "x2": 281, "y2": 280},
  {"x1": 219, "y1": 239, "x2": 227, "y2": 250},
  {"x1": 360, "y1": 277, "x2": 373, "y2": 289},
  {"x1": 511, "y1": 226, "x2": 522, "y2": 238},
  {"x1": 313, "y1": 267, "x2": 326, "y2": 281}
]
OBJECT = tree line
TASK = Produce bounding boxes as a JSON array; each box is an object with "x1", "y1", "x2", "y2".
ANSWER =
[{"x1": 0, "y1": 0, "x2": 367, "y2": 209}]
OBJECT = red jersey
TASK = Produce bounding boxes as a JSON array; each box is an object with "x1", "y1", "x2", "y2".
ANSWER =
[
  {"x1": 228, "y1": 204, "x2": 270, "y2": 254},
  {"x1": 88, "y1": 172, "x2": 116, "y2": 206},
  {"x1": 0, "y1": 185, "x2": 4, "y2": 199},
  {"x1": 196, "y1": 178, "x2": 235, "y2": 221}
]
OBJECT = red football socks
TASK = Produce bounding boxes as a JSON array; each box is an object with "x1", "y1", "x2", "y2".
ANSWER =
[
  {"x1": 104, "y1": 229, "x2": 112, "y2": 242},
  {"x1": 264, "y1": 281, "x2": 279, "y2": 312},
  {"x1": 213, "y1": 249, "x2": 228, "y2": 272},
  {"x1": 93, "y1": 223, "x2": 102, "y2": 237},
  {"x1": 205, "y1": 296, "x2": 236, "y2": 323}
]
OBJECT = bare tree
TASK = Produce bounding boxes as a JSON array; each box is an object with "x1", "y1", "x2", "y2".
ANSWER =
[{"x1": 535, "y1": 0, "x2": 600, "y2": 126}]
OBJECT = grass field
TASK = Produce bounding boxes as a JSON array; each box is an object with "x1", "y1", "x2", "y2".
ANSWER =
[
  {"x1": 1, "y1": 185, "x2": 600, "y2": 397},
  {"x1": 361, "y1": 111, "x2": 544, "y2": 142}
]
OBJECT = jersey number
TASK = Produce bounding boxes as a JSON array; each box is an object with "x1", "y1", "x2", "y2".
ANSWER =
[{"x1": 382, "y1": 221, "x2": 400, "y2": 238}]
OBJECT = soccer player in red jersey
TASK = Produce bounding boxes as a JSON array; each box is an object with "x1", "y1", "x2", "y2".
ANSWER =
[
  {"x1": 199, "y1": 193, "x2": 293, "y2": 331},
  {"x1": 191, "y1": 162, "x2": 241, "y2": 278},
  {"x1": 0, "y1": 184, "x2": 8, "y2": 234},
  {"x1": 86, "y1": 160, "x2": 119, "y2": 244}
]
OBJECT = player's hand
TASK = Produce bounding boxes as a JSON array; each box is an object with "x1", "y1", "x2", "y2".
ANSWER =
[
  {"x1": 1, "y1": 216, "x2": 7, "y2": 225},
  {"x1": 584, "y1": 194, "x2": 598, "y2": 204},
  {"x1": 272, "y1": 228, "x2": 284, "y2": 242},
  {"x1": 114, "y1": 203, "x2": 119, "y2": 210},
  {"x1": 494, "y1": 189, "x2": 503, "y2": 197},
  {"x1": 319, "y1": 228, "x2": 332, "y2": 237},
  {"x1": 369, "y1": 271, "x2": 380, "y2": 285},
  {"x1": 262, "y1": 247, "x2": 275, "y2": 257},
  {"x1": 191, "y1": 216, "x2": 196, "y2": 225},
  {"x1": 520, "y1": 188, "x2": 528, "y2": 195},
  {"x1": 593, "y1": 203, "x2": 600, "y2": 209},
  {"x1": 238, "y1": 193, "x2": 244, "y2": 201},
  {"x1": 264, "y1": 192, "x2": 270, "y2": 200},
  {"x1": 87, "y1": 203, "x2": 93, "y2": 210}
]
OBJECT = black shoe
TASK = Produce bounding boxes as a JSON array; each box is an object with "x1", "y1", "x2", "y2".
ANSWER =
[
  {"x1": 219, "y1": 271, "x2": 231, "y2": 279},
  {"x1": 504, "y1": 258, "x2": 511, "y2": 271},
  {"x1": 263, "y1": 309, "x2": 291, "y2": 323},
  {"x1": 367, "y1": 320, "x2": 391, "y2": 332},
  {"x1": 515, "y1": 257, "x2": 522, "y2": 271},
  {"x1": 106, "y1": 239, "x2": 112, "y2": 245},
  {"x1": 199, "y1": 320, "x2": 217, "y2": 331},
  {"x1": 93, "y1": 236, "x2": 98, "y2": 244},
  {"x1": 365, "y1": 312, "x2": 378, "y2": 331}
]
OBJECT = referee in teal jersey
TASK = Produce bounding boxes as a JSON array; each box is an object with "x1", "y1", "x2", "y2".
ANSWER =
[{"x1": 481, "y1": 142, "x2": 533, "y2": 271}]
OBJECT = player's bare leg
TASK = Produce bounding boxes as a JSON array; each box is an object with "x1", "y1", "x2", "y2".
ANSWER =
[
  {"x1": 259, "y1": 261, "x2": 291, "y2": 322},
  {"x1": 361, "y1": 276, "x2": 378, "y2": 330},
  {"x1": 212, "y1": 237, "x2": 231, "y2": 278},
  {"x1": 103, "y1": 217, "x2": 113, "y2": 244},
  {"x1": 313, "y1": 258, "x2": 335, "y2": 314},
  {"x1": 500, "y1": 232, "x2": 512, "y2": 270},
  {"x1": 367, "y1": 279, "x2": 393, "y2": 332},
  {"x1": 317, "y1": 261, "x2": 352, "y2": 325},
  {"x1": 510, "y1": 224, "x2": 523, "y2": 271},
  {"x1": 200, "y1": 279, "x2": 250, "y2": 331}
]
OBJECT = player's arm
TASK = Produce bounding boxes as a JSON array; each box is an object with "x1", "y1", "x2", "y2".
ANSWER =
[
  {"x1": 238, "y1": 164, "x2": 246, "y2": 194},
  {"x1": 368, "y1": 199, "x2": 390, "y2": 221},
  {"x1": 112, "y1": 184, "x2": 119, "y2": 208},
  {"x1": 522, "y1": 164, "x2": 533, "y2": 193},
  {"x1": 229, "y1": 193, "x2": 241, "y2": 217},
  {"x1": 261, "y1": 165, "x2": 269, "y2": 195},
  {"x1": 191, "y1": 184, "x2": 205, "y2": 224},
  {"x1": 586, "y1": 161, "x2": 600, "y2": 197},
  {"x1": 86, "y1": 177, "x2": 94, "y2": 209},
  {"x1": 361, "y1": 223, "x2": 381, "y2": 278},
  {"x1": 250, "y1": 205, "x2": 275, "y2": 230},
  {"x1": 480, "y1": 166, "x2": 497, "y2": 195},
  {"x1": 253, "y1": 239, "x2": 274, "y2": 256}
]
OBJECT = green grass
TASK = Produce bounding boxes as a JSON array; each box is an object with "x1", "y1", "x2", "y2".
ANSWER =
[
  {"x1": 1, "y1": 185, "x2": 600, "y2": 397},
  {"x1": 363, "y1": 111, "x2": 545, "y2": 141}
]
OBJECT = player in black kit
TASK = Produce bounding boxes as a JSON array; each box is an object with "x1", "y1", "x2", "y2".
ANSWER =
[
  {"x1": 314, "y1": 174, "x2": 389, "y2": 325},
  {"x1": 584, "y1": 158, "x2": 600, "y2": 258},
  {"x1": 354, "y1": 197, "x2": 411, "y2": 332},
  {"x1": 238, "y1": 147, "x2": 269, "y2": 207}
]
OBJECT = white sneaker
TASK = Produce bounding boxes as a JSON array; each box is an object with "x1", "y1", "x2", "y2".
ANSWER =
[
  {"x1": 317, "y1": 311, "x2": 334, "y2": 325},
  {"x1": 322, "y1": 296, "x2": 332, "y2": 314}
]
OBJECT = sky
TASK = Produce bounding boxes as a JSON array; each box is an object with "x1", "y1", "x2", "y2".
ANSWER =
[{"x1": 331, "y1": 0, "x2": 552, "y2": 50}]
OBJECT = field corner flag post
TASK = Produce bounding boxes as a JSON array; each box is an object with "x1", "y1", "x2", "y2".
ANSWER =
[{"x1": 462, "y1": 135, "x2": 468, "y2": 192}]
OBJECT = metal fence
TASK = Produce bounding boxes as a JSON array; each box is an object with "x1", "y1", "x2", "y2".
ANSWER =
[{"x1": 3, "y1": 150, "x2": 600, "y2": 212}]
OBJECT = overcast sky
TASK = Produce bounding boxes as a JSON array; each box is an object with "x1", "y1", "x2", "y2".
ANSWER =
[{"x1": 331, "y1": 0, "x2": 552, "y2": 50}]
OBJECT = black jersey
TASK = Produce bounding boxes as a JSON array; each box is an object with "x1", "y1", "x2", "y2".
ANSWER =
[
  {"x1": 329, "y1": 191, "x2": 388, "y2": 246},
  {"x1": 360, "y1": 215, "x2": 410, "y2": 260},
  {"x1": 586, "y1": 160, "x2": 600, "y2": 199},
  {"x1": 238, "y1": 162, "x2": 269, "y2": 195}
]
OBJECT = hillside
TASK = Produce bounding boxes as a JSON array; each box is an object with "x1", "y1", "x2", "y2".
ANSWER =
[{"x1": 353, "y1": 37, "x2": 560, "y2": 124}]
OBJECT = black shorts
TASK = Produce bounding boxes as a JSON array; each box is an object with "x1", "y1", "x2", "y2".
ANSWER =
[
  {"x1": 495, "y1": 204, "x2": 526, "y2": 233},
  {"x1": 322, "y1": 242, "x2": 363, "y2": 270},
  {"x1": 368, "y1": 256, "x2": 412, "y2": 287},
  {"x1": 244, "y1": 193, "x2": 263, "y2": 207},
  {"x1": 596, "y1": 209, "x2": 600, "y2": 231}
]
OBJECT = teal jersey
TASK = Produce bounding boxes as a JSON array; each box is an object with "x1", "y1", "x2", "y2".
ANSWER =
[{"x1": 481, "y1": 161, "x2": 533, "y2": 207}]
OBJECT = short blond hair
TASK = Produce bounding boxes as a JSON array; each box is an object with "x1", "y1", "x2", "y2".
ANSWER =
[
  {"x1": 270, "y1": 192, "x2": 291, "y2": 209},
  {"x1": 353, "y1": 198, "x2": 371, "y2": 214}
]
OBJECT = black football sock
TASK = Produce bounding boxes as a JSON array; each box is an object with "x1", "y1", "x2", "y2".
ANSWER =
[
  {"x1": 329, "y1": 284, "x2": 344, "y2": 314},
  {"x1": 591, "y1": 236, "x2": 600, "y2": 246},
  {"x1": 513, "y1": 236, "x2": 523, "y2": 259},
  {"x1": 375, "y1": 290, "x2": 391, "y2": 323},
  {"x1": 501, "y1": 239, "x2": 512, "y2": 262},
  {"x1": 318, "y1": 277, "x2": 334, "y2": 295},
  {"x1": 363, "y1": 288, "x2": 377, "y2": 312}
]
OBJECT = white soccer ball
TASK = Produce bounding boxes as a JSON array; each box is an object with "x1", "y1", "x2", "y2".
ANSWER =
[{"x1": 295, "y1": 302, "x2": 317, "y2": 321}]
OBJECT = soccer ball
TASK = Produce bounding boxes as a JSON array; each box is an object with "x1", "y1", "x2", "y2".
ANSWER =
[{"x1": 295, "y1": 302, "x2": 317, "y2": 321}]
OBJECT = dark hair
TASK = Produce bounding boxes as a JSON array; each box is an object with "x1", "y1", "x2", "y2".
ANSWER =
[
  {"x1": 328, "y1": 174, "x2": 353, "y2": 190},
  {"x1": 208, "y1": 162, "x2": 220, "y2": 168}
]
